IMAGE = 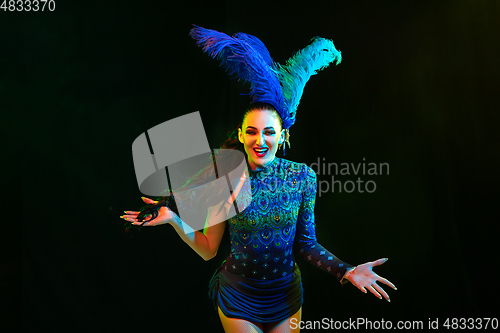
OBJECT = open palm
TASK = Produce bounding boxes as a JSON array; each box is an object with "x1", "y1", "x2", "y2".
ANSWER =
[{"x1": 345, "y1": 258, "x2": 397, "y2": 301}]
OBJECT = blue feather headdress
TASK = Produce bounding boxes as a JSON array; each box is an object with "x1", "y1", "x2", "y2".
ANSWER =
[{"x1": 189, "y1": 25, "x2": 341, "y2": 130}]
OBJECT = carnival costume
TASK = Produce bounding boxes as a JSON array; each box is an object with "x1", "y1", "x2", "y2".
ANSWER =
[{"x1": 189, "y1": 26, "x2": 354, "y2": 322}]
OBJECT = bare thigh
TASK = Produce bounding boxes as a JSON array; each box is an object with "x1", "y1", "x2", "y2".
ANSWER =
[
  {"x1": 264, "y1": 307, "x2": 302, "y2": 333},
  {"x1": 218, "y1": 306, "x2": 264, "y2": 333}
]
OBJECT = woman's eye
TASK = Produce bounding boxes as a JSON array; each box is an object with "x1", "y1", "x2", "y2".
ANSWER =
[{"x1": 245, "y1": 131, "x2": 275, "y2": 135}]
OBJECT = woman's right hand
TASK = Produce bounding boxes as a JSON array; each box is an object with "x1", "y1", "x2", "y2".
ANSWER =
[{"x1": 121, "y1": 197, "x2": 177, "y2": 226}]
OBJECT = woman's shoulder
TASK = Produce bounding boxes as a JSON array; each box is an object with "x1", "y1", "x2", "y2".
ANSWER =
[{"x1": 278, "y1": 157, "x2": 316, "y2": 179}]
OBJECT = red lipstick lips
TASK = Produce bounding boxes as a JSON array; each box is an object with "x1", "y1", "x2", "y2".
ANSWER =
[{"x1": 253, "y1": 147, "x2": 269, "y2": 157}]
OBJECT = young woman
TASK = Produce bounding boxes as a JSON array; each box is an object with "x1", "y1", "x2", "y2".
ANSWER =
[{"x1": 121, "y1": 27, "x2": 396, "y2": 333}]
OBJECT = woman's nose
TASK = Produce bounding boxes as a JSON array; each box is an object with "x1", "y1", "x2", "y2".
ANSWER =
[{"x1": 256, "y1": 133, "x2": 265, "y2": 145}]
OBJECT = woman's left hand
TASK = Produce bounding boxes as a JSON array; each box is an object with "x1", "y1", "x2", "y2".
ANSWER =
[{"x1": 344, "y1": 258, "x2": 397, "y2": 301}]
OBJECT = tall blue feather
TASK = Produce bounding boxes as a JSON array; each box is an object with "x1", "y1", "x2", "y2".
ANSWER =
[
  {"x1": 275, "y1": 37, "x2": 342, "y2": 129},
  {"x1": 190, "y1": 26, "x2": 341, "y2": 132},
  {"x1": 189, "y1": 26, "x2": 287, "y2": 116}
]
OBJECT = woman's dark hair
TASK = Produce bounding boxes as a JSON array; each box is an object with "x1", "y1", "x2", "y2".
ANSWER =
[{"x1": 128, "y1": 103, "x2": 288, "y2": 229}]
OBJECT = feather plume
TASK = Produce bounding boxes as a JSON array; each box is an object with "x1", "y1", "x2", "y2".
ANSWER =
[
  {"x1": 275, "y1": 37, "x2": 342, "y2": 128},
  {"x1": 190, "y1": 26, "x2": 342, "y2": 131},
  {"x1": 189, "y1": 25, "x2": 286, "y2": 115}
]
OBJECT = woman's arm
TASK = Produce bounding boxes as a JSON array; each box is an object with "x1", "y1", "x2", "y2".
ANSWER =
[
  {"x1": 293, "y1": 165, "x2": 396, "y2": 300},
  {"x1": 293, "y1": 165, "x2": 355, "y2": 283},
  {"x1": 124, "y1": 197, "x2": 228, "y2": 261},
  {"x1": 123, "y1": 171, "x2": 247, "y2": 261},
  {"x1": 167, "y1": 201, "x2": 227, "y2": 261},
  {"x1": 169, "y1": 171, "x2": 248, "y2": 260}
]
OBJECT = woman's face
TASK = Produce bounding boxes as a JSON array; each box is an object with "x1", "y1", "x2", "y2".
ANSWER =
[{"x1": 238, "y1": 109, "x2": 285, "y2": 170}]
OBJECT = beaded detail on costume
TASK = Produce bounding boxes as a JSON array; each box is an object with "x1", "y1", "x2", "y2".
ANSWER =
[{"x1": 224, "y1": 157, "x2": 353, "y2": 281}]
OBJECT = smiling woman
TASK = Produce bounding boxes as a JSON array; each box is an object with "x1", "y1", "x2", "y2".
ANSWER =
[
  {"x1": 238, "y1": 103, "x2": 289, "y2": 171},
  {"x1": 121, "y1": 25, "x2": 396, "y2": 333}
]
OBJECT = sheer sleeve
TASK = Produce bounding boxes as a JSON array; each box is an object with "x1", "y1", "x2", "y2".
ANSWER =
[{"x1": 293, "y1": 165, "x2": 355, "y2": 284}]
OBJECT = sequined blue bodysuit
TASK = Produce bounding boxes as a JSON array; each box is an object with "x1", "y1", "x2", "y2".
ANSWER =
[{"x1": 222, "y1": 156, "x2": 353, "y2": 282}]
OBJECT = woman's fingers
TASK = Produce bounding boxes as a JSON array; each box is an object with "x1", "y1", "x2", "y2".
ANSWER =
[
  {"x1": 129, "y1": 217, "x2": 153, "y2": 224},
  {"x1": 121, "y1": 212, "x2": 153, "y2": 223},
  {"x1": 120, "y1": 195, "x2": 159, "y2": 224},
  {"x1": 372, "y1": 283, "x2": 390, "y2": 301},
  {"x1": 371, "y1": 258, "x2": 388, "y2": 267},
  {"x1": 366, "y1": 285, "x2": 382, "y2": 299},
  {"x1": 141, "y1": 196, "x2": 158, "y2": 204},
  {"x1": 121, "y1": 211, "x2": 139, "y2": 221},
  {"x1": 354, "y1": 283, "x2": 367, "y2": 294},
  {"x1": 377, "y1": 276, "x2": 397, "y2": 290},
  {"x1": 354, "y1": 281, "x2": 392, "y2": 301},
  {"x1": 131, "y1": 220, "x2": 149, "y2": 226}
]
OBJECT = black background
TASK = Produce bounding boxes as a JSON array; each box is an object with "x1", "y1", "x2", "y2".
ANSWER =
[{"x1": 9, "y1": 0, "x2": 499, "y2": 332}]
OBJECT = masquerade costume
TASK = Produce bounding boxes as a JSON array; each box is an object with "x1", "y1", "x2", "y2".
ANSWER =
[{"x1": 190, "y1": 26, "x2": 352, "y2": 323}]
